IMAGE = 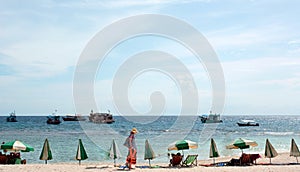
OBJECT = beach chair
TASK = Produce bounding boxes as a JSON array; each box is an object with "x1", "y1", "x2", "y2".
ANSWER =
[
  {"x1": 14, "y1": 158, "x2": 21, "y2": 164},
  {"x1": 0, "y1": 155, "x2": 8, "y2": 164},
  {"x1": 181, "y1": 154, "x2": 198, "y2": 167},
  {"x1": 170, "y1": 154, "x2": 183, "y2": 167},
  {"x1": 240, "y1": 153, "x2": 261, "y2": 165},
  {"x1": 240, "y1": 153, "x2": 251, "y2": 165}
]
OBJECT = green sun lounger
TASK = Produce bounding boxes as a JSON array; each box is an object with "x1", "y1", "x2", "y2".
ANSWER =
[{"x1": 181, "y1": 154, "x2": 198, "y2": 167}]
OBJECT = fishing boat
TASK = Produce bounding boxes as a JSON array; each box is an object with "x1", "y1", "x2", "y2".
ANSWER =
[
  {"x1": 62, "y1": 114, "x2": 86, "y2": 121},
  {"x1": 7, "y1": 111, "x2": 17, "y2": 122},
  {"x1": 89, "y1": 110, "x2": 115, "y2": 124},
  {"x1": 200, "y1": 111, "x2": 223, "y2": 123},
  {"x1": 47, "y1": 110, "x2": 61, "y2": 125},
  {"x1": 237, "y1": 120, "x2": 259, "y2": 126}
]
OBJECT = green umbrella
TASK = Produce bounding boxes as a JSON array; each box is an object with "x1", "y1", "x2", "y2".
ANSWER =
[
  {"x1": 168, "y1": 140, "x2": 198, "y2": 151},
  {"x1": 39, "y1": 138, "x2": 52, "y2": 164},
  {"x1": 265, "y1": 139, "x2": 278, "y2": 164},
  {"x1": 0, "y1": 140, "x2": 34, "y2": 152},
  {"x1": 144, "y1": 139, "x2": 155, "y2": 167},
  {"x1": 290, "y1": 138, "x2": 300, "y2": 163},
  {"x1": 226, "y1": 138, "x2": 258, "y2": 153},
  {"x1": 75, "y1": 139, "x2": 88, "y2": 165},
  {"x1": 168, "y1": 140, "x2": 198, "y2": 156},
  {"x1": 108, "y1": 139, "x2": 121, "y2": 167},
  {"x1": 209, "y1": 138, "x2": 219, "y2": 164}
]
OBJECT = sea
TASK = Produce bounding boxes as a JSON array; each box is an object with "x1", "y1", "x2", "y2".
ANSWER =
[{"x1": 1, "y1": 115, "x2": 300, "y2": 164}]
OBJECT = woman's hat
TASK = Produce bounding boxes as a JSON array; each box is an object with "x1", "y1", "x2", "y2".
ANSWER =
[{"x1": 131, "y1": 128, "x2": 138, "y2": 134}]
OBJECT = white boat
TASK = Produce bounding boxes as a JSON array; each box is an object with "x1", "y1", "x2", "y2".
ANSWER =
[
  {"x1": 89, "y1": 110, "x2": 115, "y2": 124},
  {"x1": 237, "y1": 120, "x2": 259, "y2": 126},
  {"x1": 200, "y1": 111, "x2": 223, "y2": 123}
]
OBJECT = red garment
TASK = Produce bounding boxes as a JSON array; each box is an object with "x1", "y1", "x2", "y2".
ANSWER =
[{"x1": 124, "y1": 132, "x2": 137, "y2": 168}]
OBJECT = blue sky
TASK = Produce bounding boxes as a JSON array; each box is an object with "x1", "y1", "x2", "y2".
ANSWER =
[{"x1": 0, "y1": 0, "x2": 300, "y2": 115}]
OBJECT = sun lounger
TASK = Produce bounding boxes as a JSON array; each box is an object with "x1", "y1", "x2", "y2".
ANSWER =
[
  {"x1": 228, "y1": 154, "x2": 261, "y2": 166},
  {"x1": 181, "y1": 154, "x2": 198, "y2": 167},
  {"x1": 170, "y1": 154, "x2": 183, "y2": 167},
  {"x1": 240, "y1": 153, "x2": 252, "y2": 165},
  {"x1": 240, "y1": 153, "x2": 261, "y2": 165},
  {"x1": 0, "y1": 155, "x2": 8, "y2": 164}
]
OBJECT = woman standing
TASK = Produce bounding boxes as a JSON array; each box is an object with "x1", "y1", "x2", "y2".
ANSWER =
[{"x1": 124, "y1": 128, "x2": 138, "y2": 169}]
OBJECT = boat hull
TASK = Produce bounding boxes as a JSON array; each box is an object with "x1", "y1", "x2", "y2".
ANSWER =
[
  {"x1": 47, "y1": 120, "x2": 61, "y2": 125},
  {"x1": 62, "y1": 117, "x2": 86, "y2": 121},
  {"x1": 237, "y1": 122, "x2": 259, "y2": 126},
  {"x1": 6, "y1": 118, "x2": 17, "y2": 122}
]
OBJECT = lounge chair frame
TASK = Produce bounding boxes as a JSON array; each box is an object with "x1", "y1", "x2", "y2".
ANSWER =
[{"x1": 181, "y1": 154, "x2": 198, "y2": 167}]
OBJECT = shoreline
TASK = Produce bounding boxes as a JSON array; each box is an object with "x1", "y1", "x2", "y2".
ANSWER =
[{"x1": 1, "y1": 152, "x2": 300, "y2": 172}]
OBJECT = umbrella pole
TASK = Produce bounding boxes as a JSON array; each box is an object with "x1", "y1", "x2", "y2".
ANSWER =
[
  {"x1": 45, "y1": 160, "x2": 47, "y2": 164},
  {"x1": 149, "y1": 159, "x2": 151, "y2": 167},
  {"x1": 79, "y1": 160, "x2": 81, "y2": 165},
  {"x1": 213, "y1": 158, "x2": 215, "y2": 164},
  {"x1": 297, "y1": 157, "x2": 298, "y2": 163},
  {"x1": 269, "y1": 158, "x2": 271, "y2": 164},
  {"x1": 114, "y1": 159, "x2": 116, "y2": 167}
]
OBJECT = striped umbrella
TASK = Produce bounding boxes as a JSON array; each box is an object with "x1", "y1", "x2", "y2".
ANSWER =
[
  {"x1": 75, "y1": 139, "x2": 88, "y2": 165},
  {"x1": 0, "y1": 140, "x2": 34, "y2": 152},
  {"x1": 168, "y1": 140, "x2": 198, "y2": 154},
  {"x1": 209, "y1": 138, "x2": 219, "y2": 164},
  {"x1": 108, "y1": 139, "x2": 121, "y2": 167},
  {"x1": 39, "y1": 138, "x2": 52, "y2": 164},
  {"x1": 226, "y1": 138, "x2": 258, "y2": 153},
  {"x1": 265, "y1": 139, "x2": 278, "y2": 164},
  {"x1": 144, "y1": 139, "x2": 155, "y2": 167},
  {"x1": 290, "y1": 138, "x2": 300, "y2": 163}
]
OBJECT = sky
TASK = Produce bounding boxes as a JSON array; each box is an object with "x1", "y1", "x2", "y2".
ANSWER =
[{"x1": 0, "y1": 0, "x2": 300, "y2": 115}]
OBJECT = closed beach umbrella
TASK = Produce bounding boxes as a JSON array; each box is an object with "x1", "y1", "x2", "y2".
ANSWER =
[
  {"x1": 290, "y1": 138, "x2": 300, "y2": 163},
  {"x1": 226, "y1": 138, "x2": 258, "y2": 153},
  {"x1": 108, "y1": 139, "x2": 121, "y2": 167},
  {"x1": 75, "y1": 139, "x2": 88, "y2": 165},
  {"x1": 144, "y1": 139, "x2": 155, "y2": 167},
  {"x1": 39, "y1": 138, "x2": 52, "y2": 164},
  {"x1": 265, "y1": 139, "x2": 278, "y2": 164},
  {"x1": 209, "y1": 138, "x2": 219, "y2": 164},
  {"x1": 0, "y1": 140, "x2": 34, "y2": 152}
]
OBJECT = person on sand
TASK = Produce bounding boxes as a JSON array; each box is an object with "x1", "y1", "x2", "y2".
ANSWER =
[{"x1": 123, "y1": 128, "x2": 138, "y2": 169}]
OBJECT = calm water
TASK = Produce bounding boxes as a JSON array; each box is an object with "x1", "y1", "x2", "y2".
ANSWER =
[{"x1": 1, "y1": 115, "x2": 300, "y2": 164}]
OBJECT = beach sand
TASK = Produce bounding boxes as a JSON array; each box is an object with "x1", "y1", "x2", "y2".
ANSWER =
[{"x1": 1, "y1": 152, "x2": 300, "y2": 172}]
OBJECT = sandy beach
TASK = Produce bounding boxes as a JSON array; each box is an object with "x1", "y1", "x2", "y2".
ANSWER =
[{"x1": 1, "y1": 152, "x2": 300, "y2": 172}]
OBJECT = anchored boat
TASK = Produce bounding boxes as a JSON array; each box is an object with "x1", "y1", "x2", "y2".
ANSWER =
[
  {"x1": 200, "y1": 111, "x2": 223, "y2": 123},
  {"x1": 89, "y1": 110, "x2": 115, "y2": 124},
  {"x1": 237, "y1": 120, "x2": 259, "y2": 126},
  {"x1": 7, "y1": 111, "x2": 17, "y2": 122}
]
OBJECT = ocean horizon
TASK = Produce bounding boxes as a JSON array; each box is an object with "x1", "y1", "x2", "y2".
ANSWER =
[{"x1": 1, "y1": 115, "x2": 299, "y2": 164}]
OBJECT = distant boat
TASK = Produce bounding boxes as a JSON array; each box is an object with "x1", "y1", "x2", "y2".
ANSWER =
[
  {"x1": 7, "y1": 111, "x2": 17, "y2": 122},
  {"x1": 62, "y1": 114, "x2": 86, "y2": 121},
  {"x1": 200, "y1": 111, "x2": 223, "y2": 123},
  {"x1": 47, "y1": 110, "x2": 61, "y2": 125},
  {"x1": 237, "y1": 120, "x2": 259, "y2": 126},
  {"x1": 89, "y1": 110, "x2": 115, "y2": 124}
]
